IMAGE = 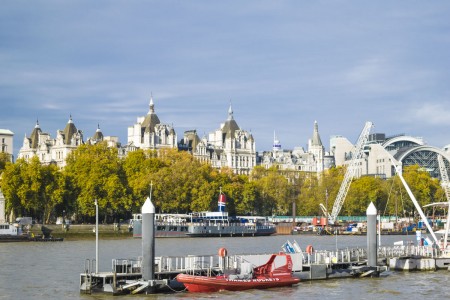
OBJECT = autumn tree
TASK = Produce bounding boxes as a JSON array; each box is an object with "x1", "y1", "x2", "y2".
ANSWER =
[
  {"x1": 0, "y1": 157, "x2": 67, "y2": 223},
  {"x1": 122, "y1": 149, "x2": 165, "y2": 211},
  {"x1": 343, "y1": 176, "x2": 387, "y2": 216},
  {"x1": 65, "y1": 142, "x2": 130, "y2": 222},
  {"x1": 400, "y1": 165, "x2": 442, "y2": 218},
  {"x1": 0, "y1": 152, "x2": 11, "y2": 173}
]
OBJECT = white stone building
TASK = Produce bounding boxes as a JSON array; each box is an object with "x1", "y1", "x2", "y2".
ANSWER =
[
  {"x1": 127, "y1": 96, "x2": 177, "y2": 151},
  {"x1": 18, "y1": 117, "x2": 84, "y2": 168},
  {"x1": 0, "y1": 129, "x2": 14, "y2": 162},
  {"x1": 260, "y1": 121, "x2": 332, "y2": 173},
  {"x1": 180, "y1": 104, "x2": 256, "y2": 175}
]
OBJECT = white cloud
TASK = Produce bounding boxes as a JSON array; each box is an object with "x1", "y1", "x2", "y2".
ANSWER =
[{"x1": 407, "y1": 102, "x2": 450, "y2": 126}]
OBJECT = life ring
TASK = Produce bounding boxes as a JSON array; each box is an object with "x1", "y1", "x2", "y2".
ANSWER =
[
  {"x1": 218, "y1": 247, "x2": 228, "y2": 257},
  {"x1": 306, "y1": 245, "x2": 314, "y2": 254}
]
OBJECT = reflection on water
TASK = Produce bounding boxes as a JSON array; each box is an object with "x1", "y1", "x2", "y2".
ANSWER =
[{"x1": 0, "y1": 234, "x2": 448, "y2": 299}]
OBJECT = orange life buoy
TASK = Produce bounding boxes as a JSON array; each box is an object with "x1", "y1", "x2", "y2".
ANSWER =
[
  {"x1": 218, "y1": 247, "x2": 228, "y2": 257},
  {"x1": 306, "y1": 245, "x2": 314, "y2": 254}
]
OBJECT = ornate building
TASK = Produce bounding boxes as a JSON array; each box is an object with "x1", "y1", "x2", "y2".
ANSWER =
[
  {"x1": 179, "y1": 104, "x2": 256, "y2": 175},
  {"x1": 127, "y1": 96, "x2": 177, "y2": 151},
  {"x1": 18, "y1": 117, "x2": 84, "y2": 168},
  {"x1": 260, "y1": 121, "x2": 333, "y2": 173},
  {"x1": 86, "y1": 124, "x2": 121, "y2": 149}
]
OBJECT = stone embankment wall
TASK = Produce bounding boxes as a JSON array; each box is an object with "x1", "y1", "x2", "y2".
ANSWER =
[{"x1": 27, "y1": 224, "x2": 133, "y2": 240}]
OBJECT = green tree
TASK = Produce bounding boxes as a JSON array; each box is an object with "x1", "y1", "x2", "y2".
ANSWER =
[
  {"x1": 401, "y1": 165, "x2": 441, "y2": 218},
  {"x1": 0, "y1": 158, "x2": 25, "y2": 220},
  {"x1": 122, "y1": 149, "x2": 164, "y2": 212},
  {"x1": 65, "y1": 143, "x2": 130, "y2": 222},
  {"x1": 0, "y1": 152, "x2": 11, "y2": 173},
  {"x1": 254, "y1": 167, "x2": 291, "y2": 215},
  {"x1": 150, "y1": 149, "x2": 213, "y2": 213},
  {"x1": 298, "y1": 174, "x2": 321, "y2": 216},
  {"x1": 344, "y1": 176, "x2": 387, "y2": 216}
]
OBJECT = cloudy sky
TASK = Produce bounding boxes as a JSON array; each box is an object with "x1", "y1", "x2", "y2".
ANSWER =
[{"x1": 1, "y1": 1, "x2": 450, "y2": 156}]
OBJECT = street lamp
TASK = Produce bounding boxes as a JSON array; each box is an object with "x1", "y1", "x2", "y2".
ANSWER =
[{"x1": 95, "y1": 199, "x2": 98, "y2": 274}]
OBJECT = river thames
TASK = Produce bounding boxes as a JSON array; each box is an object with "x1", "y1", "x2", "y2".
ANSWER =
[{"x1": 0, "y1": 234, "x2": 448, "y2": 299}]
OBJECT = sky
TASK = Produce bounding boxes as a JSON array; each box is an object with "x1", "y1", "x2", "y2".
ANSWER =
[{"x1": 1, "y1": 1, "x2": 450, "y2": 157}]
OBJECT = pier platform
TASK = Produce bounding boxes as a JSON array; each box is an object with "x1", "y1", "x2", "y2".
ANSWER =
[{"x1": 80, "y1": 245, "x2": 390, "y2": 295}]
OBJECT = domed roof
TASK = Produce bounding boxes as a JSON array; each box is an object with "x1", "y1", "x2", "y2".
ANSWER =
[
  {"x1": 92, "y1": 124, "x2": 104, "y2": 141},
  {"x1": 141, "y1": 96, "x2": 160, "y2": 133},
  {"x1": 63, "y1": 115, "x2": 78, "y2": 144},
  {"x1": 222, "y1": 104, "x2": 239, "y2": 137}
]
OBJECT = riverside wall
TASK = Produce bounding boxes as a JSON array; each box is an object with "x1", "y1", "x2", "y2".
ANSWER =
[{"x1": 27, "y1": 223, "x2": 133, "y2": 240}]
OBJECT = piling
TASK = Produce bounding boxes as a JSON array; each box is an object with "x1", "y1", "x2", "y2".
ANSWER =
[
  {"x1": 142, "y1": 196, "x2": 155, "y2": 291},
  {"x1": 367, "y1": 202, "x2": 378, "y2": 269}
]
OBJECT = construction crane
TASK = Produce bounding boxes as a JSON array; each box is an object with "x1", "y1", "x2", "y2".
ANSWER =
[
  {"x1": 323, "y1": 121, "x2": 373, "y2": 224},
  {"x1": 386, "y1": 151, "x2": 439, "y2": 245},
  {"x1": 437, "y1": 154, "x2": 450, "y2": 249}
]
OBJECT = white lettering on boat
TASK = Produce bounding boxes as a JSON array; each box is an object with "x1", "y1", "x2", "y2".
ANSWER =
[{"x1": 225, "y1": 278, "x2": 280, "y2": 282}]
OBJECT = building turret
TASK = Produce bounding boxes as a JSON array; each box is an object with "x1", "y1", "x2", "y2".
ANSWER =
[
  {"x1": 92, "y1": 124, "x2": 104, "y2": 142},
  {"x1": 309, "y1": 121, "x2": 325, "y2": 172},
  {"x1": 62, "y1": 115, "x2": 78, "y2": 145},
  {"x1": 30, "y1": 120, "x2": 42, "y2": 149}
]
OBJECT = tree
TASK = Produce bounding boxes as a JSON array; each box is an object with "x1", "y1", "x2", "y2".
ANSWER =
[
  {"x1": 254, "y1": 167, "x2": 291, "y2": 215},
  {"x1": 401, "y1": 165, "x2": 441, "y2": 218},
  {"x1": 0, "y1": 158, "x2": 25, "y2": 220},
  {"x1": 150, "y1": 149, "x2": 213, "y2": 213},
  {"x1": 65, "y1": 143, "x2": 130, "y2": 222},
  {"x1": 0, "y1": 156, "x2": 66, "y2": 223},
  {"x1": 344, "y1": 176, "x2": 387, "y2": 216},
  {"x1": 298, "y1": 174, "x2": 321, "y2": 216},
  {"x1": 0, "y1": 152, "x2": 11, "y2": 173},
  {"x1": 122, "y1": 149, "x2": 165, "y2": 212}
]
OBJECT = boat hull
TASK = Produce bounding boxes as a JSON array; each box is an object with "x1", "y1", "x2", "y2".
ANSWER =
[
  {"x1": 186, "y1": 224, "x2": 276, "y2": 237},
  {"x1": 132, "y1": 220, "x2": 188, "y2": 238},
  {"x1": 133, "y1": 220, "x2": 276, "y2": 238},
  {"x1": 176, "y1": 274, "x2": 299, "y2": 292}
]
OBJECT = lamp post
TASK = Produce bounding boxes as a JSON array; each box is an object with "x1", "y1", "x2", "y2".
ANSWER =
[{"x1": 95, "y1": 199, "x2": 99, "y2": 274}]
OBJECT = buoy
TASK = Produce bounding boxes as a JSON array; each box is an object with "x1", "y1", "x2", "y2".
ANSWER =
[
  {"x1": 218, "y1": 247, "x2": 228, "y2": 257},
  {"x1": 306, "y1": 245, "x2": 314, "y2": 254}
]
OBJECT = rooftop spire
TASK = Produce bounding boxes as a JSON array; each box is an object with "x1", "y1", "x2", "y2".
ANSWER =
[
  {"x1": 149, "y1": 93, "x2": 155, "y2": 114},
  {"x1": 311, "y1": 120, "x2": 323, "y2": 146},
  {"x1": 227, "y1": 101, "x2": 233, "y2": 120}
]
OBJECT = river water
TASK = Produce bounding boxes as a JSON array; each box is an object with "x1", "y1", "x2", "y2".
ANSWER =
[{"x1": 0, "y1": 234, "x2": 448, "y2": 299}]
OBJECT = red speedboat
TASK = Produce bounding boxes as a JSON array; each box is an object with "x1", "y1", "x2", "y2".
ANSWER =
[{"x1": 176, "y1": 253, "x2": 300, "y2": 292}]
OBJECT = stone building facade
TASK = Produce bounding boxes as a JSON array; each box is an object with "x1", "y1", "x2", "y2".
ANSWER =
[
  {"x1": 0, "y1": 129, "x2": 14, "y2": 162},
  {"x1": 260, "y1": 121, "x2": 333, "y2": 173},
  {"x1": 179, "y1": 105, "x2": 256, "y2": 175},
  {"x1": 127, "y1": 97, "x2": 177, "y2": 151},
  {"x1": 18, "y1": 117, "x2": 84, "y2": 168}
]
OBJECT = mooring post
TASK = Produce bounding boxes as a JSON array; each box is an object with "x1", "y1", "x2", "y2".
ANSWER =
[
  {"x1": 367, "y1": 202, "x2": 378, "y2": 270},
  {"x1": 142, "y1": 195, "x2": 155, "y2": 291}
]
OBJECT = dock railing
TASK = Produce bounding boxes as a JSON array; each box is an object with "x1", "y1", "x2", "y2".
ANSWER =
[{"x1": 102, "y1": 245, "x2": 443, "y2": 278}]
